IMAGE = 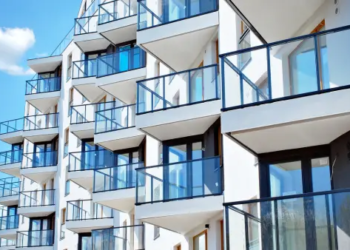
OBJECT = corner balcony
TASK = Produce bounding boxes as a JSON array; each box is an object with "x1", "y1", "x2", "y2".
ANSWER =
[
  {"x1": 97, "y1": 0, "x2": 137, "y2": 45},
  {"x1": 16, "y1": 230, "x2": 54, "y2": 249},
  {"x1": 0, "y1": 215, "x2": 19, "y2": 240},
  {"x1": 74, "y1": 15, "x2": 110, "y2": 53},
  {"x1": 96, "y1": 47, "x2": 146, "y2": 104},
  {"x1": 28, "y1": 55, "x2": 62, "y2": 73},
  {"x1": 23, "y1": 114, "x2": 59, "y2": 143},
  {"x1": 92, "y1": 225, "x2": 144, "y2": 250},
  {"x1": 94, "y1": 104, "x2": 145, "y2": 151},
  {"x1": 18, "y1": 190, "x2": 55, "y2": 217},
  {"x1": 68, "y1": 150, "x2": 115, "y2": 191},
  {"x1": 92, "y1": 162, "x2": 142, "y2": 212},
  {"x1": 66, "y1": 200, "x2": 114, "y2": 233},
  {"x1": 137, "y1": 0, "x2": 218, "y2": 71},
  {"x1": 25, "y1": 77, "x2": 61, "y2": 113},
  {"x1": 136, "y1": 64, "x2": 220, "y2": 141},
  {"x1": 224, "y1": 189, "x2": 350, "y2": 250},
  {"x1": 71, "y1": 59, "x2": 105, "y2": 102},
  {"x1": 21, "y1": 152, "x2": 58, "y2": 184},
  {"x1": 220, "y1": 26, "x2": 350, "y2": 154},
  {"x1": 0, "y1": 239, "x2": 15, "y2": 250},
  {"x1": 0, "y1": 150, "x2": 22, "y2": 177},
  {"x1": 0, "y1": 118, "x2": 24, "y2": 144},
  {"x1": 135, "y1": 156, "x2": 223, "y2": 234},
  {"x1": 0, "y1": 177, "x2": 20, "y2": 206}
]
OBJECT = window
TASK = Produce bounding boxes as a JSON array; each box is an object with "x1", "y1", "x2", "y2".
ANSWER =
[
  {"x1": 61, "y1": 208, "x2": 66, "y2": 224},
  {"x1": 65, "y1": 181, "x2": 70, "y2": 196},
  {"x1": 68, "y1": 88, "x2": 74, "y2": 117},
  {"x1": 238, "y1": 25, "x2": 251, "y2": 69},
  {"x1": 67, "y1": 54, "x2": 72, "y2": 82},
  {"x1": 64, "y1": 128, "x2": 69, "y2": 158},
  {"x1": 193, "y1": 230, "x2": 207, "y2": 250},
  {"x1": 154, "y1": 226, "x2": 160, "y2": 240}
]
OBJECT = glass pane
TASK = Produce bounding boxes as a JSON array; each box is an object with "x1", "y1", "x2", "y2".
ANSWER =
[
  {"x1": 169, "y1": 144, "x2": 187, "y2": 163},
  {"x1": 311, "y1": 157, "x2": 331, "y2": 192},
  {"x1": 194, "y1": 232, "x2": 206, "y2": 250},
  {"x1": 269, "y1": 161, "x2": 303, "y2": 197}
]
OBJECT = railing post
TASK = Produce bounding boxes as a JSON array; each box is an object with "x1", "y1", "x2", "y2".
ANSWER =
[
  {"x1": 314, "y1": 35, "x2": 321, "y2": 91},
  {"x1": 266, "y1": 46, "x2": 272, "y2": 99},
  {"x1": 239, "y1": 72, "x2": 244, "y2": 105}
]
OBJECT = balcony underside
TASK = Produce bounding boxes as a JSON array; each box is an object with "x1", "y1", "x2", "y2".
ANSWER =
[
  {"x1": 70, "y1": 122, "x2": 95, "y2": 140},
  {"x1": 25, "y1": 92, "x2": 60, "y2": 114},
  {"x1": 72, "y1": 77, "x2": 105, "y2": 102},
  {"x1": 222, "y1": 88, "x2": 350, "y2": 154},
  {"x1": 97, "y1": 16, "x2": 137, "y2": 45},
  {"x1": 93, "y1": 188, "x2": 135, "y2": 213},
  {"x1": 66, "y1": 218, "x2": 114, "y2": 233},
  {"x1": 136, "y1": 195, "x2": 223, "y2": 234},
  {"x1": 0, "y1": 195, "x2": 19, "y2": 206},
  {"x1": 0, "y1": 131, "x2": 23, "y2": 145},
  {"x1": 96, "y1": 68, "x2": 147, "y2": 104},
  {"x1": 136, "y1": 100, "x2": 221, "y2": 141},
  {"x1": 23, "y1": 128, "x2": 59, "y2": 143},
  {"x1": 20, "y1": 166, "x2": 57, "y2": 184},
  {"x1": 226, "y1": 0, "x2": 325, "y2": 42},
  {"x1": 137, "y1": 12, "x2": 218, "y2": 71},
  {"x1": 28, "y1": 55, "x2": 63, "y2": 73},
  {"x1": 67, "y1": 170, "x2": 93, "y2": 191},
  {"x1": 0, "y1": 229, "x2": 17, "y2": 240},
  {"x1": 18, "y1": 205, "x2": 55, "y2": 217},
  {"x1": 73, "y1": 33, "x2": 110, "y2": 52},
  {"x1": 0, "y1": 163, "x2": 21, "y2": 177},
  {"x1": 94, "y1": 128, "x2": 145, "y2": 151}
]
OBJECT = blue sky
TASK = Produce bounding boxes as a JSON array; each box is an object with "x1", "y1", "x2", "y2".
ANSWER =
[{"x1": 0, "y1": 0, "x2": 81, "y2": 154}]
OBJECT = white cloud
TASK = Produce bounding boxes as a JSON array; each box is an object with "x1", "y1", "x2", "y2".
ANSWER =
[{"x1": 0, "y1": 27, "x2": 35, "y2": 76}]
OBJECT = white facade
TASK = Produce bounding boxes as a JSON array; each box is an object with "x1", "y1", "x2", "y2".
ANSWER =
[{"x1": 0, "y1": 0, "x2": 349, "y2": 250}]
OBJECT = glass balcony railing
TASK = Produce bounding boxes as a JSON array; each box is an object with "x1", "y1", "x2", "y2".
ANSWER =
[
  {"x1": 16, "y1": 230, "x2": 54, "y2": 247},
  {"x1": 92, "y1": 225, "x2": 144, "y2": 250},
  {"x1": 66, "y1": 199, "x2": 113, "y2": 221},
  {"x1": 24, "y1": 113, "x2": 59, "y2": 131},
  {"x1": 0, "y1": 118, "x2": 24, "y2": 135},
  {"x1": 136, "y1": 156, "x2": 222, "y2": 204},
  {"x1": 96, "y1": 47, "x2": 146, "y2": 77},
  {"x1": 221, "y1": 25, "x2": 350, "y2": 110},
  {"x1": 0, "y1": 177, "x2": 20, "y2": 198},
  {"x1": 72, "y1": 58, "x2": 97, "y2": 79},
  {"x1": 98, "y1": 0, "x2": 136, "y2": 25},
  {"x1": 25, "y1": 77, "x2": 61, "y2": 95},
  {"x1": 0, "y1": 149, "x2": 23, "y2": 166},
  {"x1": 224, "y1": 188, "x2": 350, "y2": 250},
  {"x1": 19, "y1": 190, "x2": 55, "y2": 207},
  {"x1": 50, "y1": 27, "x2": 74, "y2": 57},
  {"x1": 95, "y1": 104, "x2": 136, "y2": 134},
  {"x1": 22, "y1": 151, "x2": 58, "y2": 168},
  {"x1": 137, "y1": 0, "x2": 218, "y2": 30},
  {"x1": 93, "y1": 162, "x2": 143, "y2": 193},
  {"x1": 0, "y1": 239, "x2": 15, "y2": 247},
  {"x1": 75, "y1": 15, "x2": 98, "y2": 35},
  {"x1": 137, "y1": 64, "x2": 219, "y2": 114},
  {"x1": 70, "y1": 102, "x2": 116, "y2": 124},
  {"x1": 69, "y1": 150, "x2": 115, "y2": 171},
  {"x1": 0, "y1": 215, "x2": 19, "y2": 230}
]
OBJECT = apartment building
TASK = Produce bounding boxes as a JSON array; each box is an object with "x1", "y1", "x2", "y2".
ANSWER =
[{"x1": 0, "y1": 0, "x2": 349, "y2": 249}]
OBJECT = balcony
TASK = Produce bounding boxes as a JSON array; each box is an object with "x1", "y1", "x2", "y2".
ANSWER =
[
  {"x1": 73, "y1": 15, "x2": 109, "y2": 52},
  {"x1": 137, "y1": 0, "x2": 218, "y2": 71},
  {"x1": 0, "y1": 216, "x2": 19, "y2": 240},
  {"x1": 0, "y1": 177, "x2": 20, "y2": 206},
  {"x1": 16, "y1": 230, "x2": 54, "y2": 249},
  {"x1": 71, "y1": 59, "x2": 105, "y2": 102},
  {"x1": 136, "y1": 64, "x2": 220, "y2": 141},
  {"x1": 221, "y1": 26, "x2": 350, "y2": 154},
  {"x1": 96, "y1": 47, "x2": 146, "y2": 104},
  {"x1": 224, "y1": 189, "x2": 350, "y2": 250},
  {"x1": 135, "y1": 156, "x2": 223, "y2": 234},
  {"x1": 18, "y1": 190, "x2": 55, "y2": 217},
  {"x1": 66, "y1": 200, "x2": 113, "y2": 233},
  {"x1": 21, "y1": 152, "x2": 58, "y2": 184},
  {"x1": 0, "y1": 150, "x2": 22, "y2": 177},
  {"x1": 92, "y1": 162, "x2": 142, "y2": 212},
  {"x1": 0, "y1": 239, "x2": 15, "y2": 250},
  {"x1": 0, "y1": 118, "x2": 24, "y2": 144},
  {"x1": 68, "y1": 150, "x2": 115, "y2": 191},
  {"x1": 92, "y1": 225, "x2": 144, "y2": 250},
  {"x1": 25, "y1": 77, "x2": 61, "y2": 113},
  {"x1": 28, "y1": 55, "x2": 63, "y2": 73},
  {"x1": 94, "y1": 104, "x2": 145, "y2": 151},
  {"x1": 23, "y1": 114, "x2": 59, "y2": 143},
  {"x1": 97, "y1": 0, "x2": 138, "y2": 45}
]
